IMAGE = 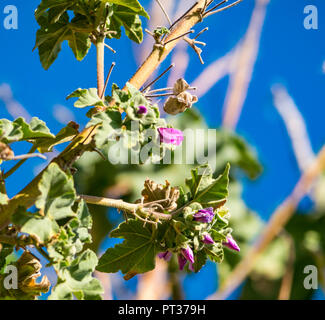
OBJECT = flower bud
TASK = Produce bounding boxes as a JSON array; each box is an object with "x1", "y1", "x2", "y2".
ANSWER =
[
  {"x1": 181, "y1": 245, "x2": 194, "y2": 264},
  {"x1": 223, "y1": 235, "x2": 240, "y2": 252},
  {"x1": 202, "y1": 234, "x2": 214, "y2": 244},
  {"x1": 137, "y1": 105, "x2": 148, "y2": 115}
]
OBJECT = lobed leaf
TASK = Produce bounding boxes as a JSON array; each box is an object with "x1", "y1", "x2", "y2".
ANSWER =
[
  {"x1": 67, "y1": 88, "x2": 105, "y2": 108},
  {"x1": 96, "y1": 219, "x2": 156, "y2": 276}
]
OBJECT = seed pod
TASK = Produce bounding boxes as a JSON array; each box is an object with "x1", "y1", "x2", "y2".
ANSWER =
[
  {"x1": 0, "y1": 142, "x2": 14, "y2": 160},
  {"x1": 163, "y1": 78, "x2": 198, "y2": 115},
  {"x1": 173, "y1": 78, "x2": 190, "y2": 95}
]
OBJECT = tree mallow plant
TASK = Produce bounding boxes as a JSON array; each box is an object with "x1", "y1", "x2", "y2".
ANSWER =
[{"x1": 0, "y1": 0, "x2": 245, "y2": 300}]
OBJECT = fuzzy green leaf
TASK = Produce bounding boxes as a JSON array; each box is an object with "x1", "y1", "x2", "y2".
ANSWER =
[
  {"x1": 50, "y1": 250, "x2": 103, "y2": 300},
  {"x1": 12, "y1": 208, "x2": 59, "y2": 243},
  {"x1": 87, "y1": 110, "x2": 122, "y2": 149},
  {"x1": 67, "y1": 88, "x2": 105, "y2": 108},
  {"x1": 0, "y1": 117, "x2": 54, "y2": 144},
  {"x1": 14, "y1": 117, "x2": 54, "y2": 140},
  {"x1": 35, "y1": 122, "x2": 79, "y2": 153},
  {"x1": 36, "y1": 163, "x2": 76, "y2": 220}
]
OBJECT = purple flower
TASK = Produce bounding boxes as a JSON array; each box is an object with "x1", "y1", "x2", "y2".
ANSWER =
[
  {"x1": 188, "y1": 263, "x2": 194, "y2": 272},
  {"x1": 181, "y1": 246, "x2": 194, "y2": 264},
  {"x1": 157, "y1": 251, "x2": 172, "y2": 261},
  {"x1": 178, "y1": 254, "x2": 187, "y2": 271},
  {"x1": 202, "y1": 234, "x2": 214, "y2": 245},
  {"x1": 158, "y1": 128, "x2": 184, "y2": 146},
  {"x1": 193, "y1": 207, "x2": 215, "y2": 223},
  {"x1": 223, "y1": 235, "x2": 240, "y2": 252},
  {"x1": 137, "y1": 105, "x2": 148, "y2": 115}
]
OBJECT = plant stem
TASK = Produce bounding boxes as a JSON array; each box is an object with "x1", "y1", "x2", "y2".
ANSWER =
[
  {"x1": 80, "y1": 195, "x2": 172, "y2": 221},
  {"x1": 80, "y1": 195, "x2": 138, "y2": 212},
  {"x1": 129, "y1": 0, "x2": 208, "y2": 90},
  {"x1": 96, "y1": 38, "x2": 105, "y2": 102},
  {"x1": 3, "y1": 145, "x2": 37, "y2": 179}
]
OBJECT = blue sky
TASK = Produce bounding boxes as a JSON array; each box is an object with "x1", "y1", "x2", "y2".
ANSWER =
[{"x1": 1, "y1": 0, "x2": 325, "y2": 299}]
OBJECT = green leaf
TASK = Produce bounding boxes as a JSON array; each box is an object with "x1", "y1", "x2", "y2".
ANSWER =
[
  {"x1": 96, "y1": 219, "x2": 156, "y2": 276},
  {"x1": 35, "y1": 122, "x2": 79, "y2": 153},
  {"x1": 0, "y1": 117, "x2": 54, "y2": 144},
  {"x1": 192, "y1": 250, "x2": 207, "y2": 273},
  {"x1": 104, "y1": 0, "x2": 149, "y2": 18},
  {"x1": 36, "y1": 163, "x2": 76, "y2": 220},
  {"x1": 0, "y1": 119, "x2": 23, "y2": 143},
  {"x1": 67, "y1": 31, "x2": 91, "y2": 61},
  {"x1": 34, "y1": 12, "x2": 71, "y2": 70},
  {"x1": 186, "y1": 164, "x2": 230, "y2": 207},
  {"x1": 14, "y1": 117, "x2": 54, "y2": 140},
  {"x1": 87, "y1": 109, "x2": 122, "y2": 149},
  {"x1": 12, "y1": 207, "x2": 59, "y2": 243},
  {"x1": 67, "y1": 88, "x2": 105, "y2": 108},
  {"x1": 0, "y1": 244, "x2": 14, "y2": 272},
  {"x1": 50, "y1": 249, "x2": 103, "y2": 300},
  {"x1": 22, "y1": 217, "x2": 59, "y2": 243},
  {"x1": 205, "y1": 245, "x2": 224, "y2": 264},
  {"x1": 186, "y1": 164, "x2": 214, "y2": 199},
  {"x1": 35, "y1": 0, "x2": 76, "y2": 22},
  {"x1": 109, "y1": 6, "x2": 144, "y2": 43}
]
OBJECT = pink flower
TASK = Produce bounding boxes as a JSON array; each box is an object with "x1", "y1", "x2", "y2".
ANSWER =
[
  {"x1": 181, "y1": 245, "x2": 194, "y2": 264},
  {"x1": 158, "y1": 128, "x2": 184, "y2": 146},
  {"x1": 202, "y1": 234, "x2": 214, "y2": 244},
  {"x1": 223, "y1": 235, "x2": 240, "y2": 252},
  {"x1": 157, "y1": 251, "x2": 172, "y2": 261},
  {"x1": 193, "y1": 207, "x2": 215, "y2": 223}
]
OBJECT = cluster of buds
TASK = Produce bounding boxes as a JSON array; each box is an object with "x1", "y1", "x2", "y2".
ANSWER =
[{"x1": 158, "y1": 206, "x2": 240, "y2": 272}]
